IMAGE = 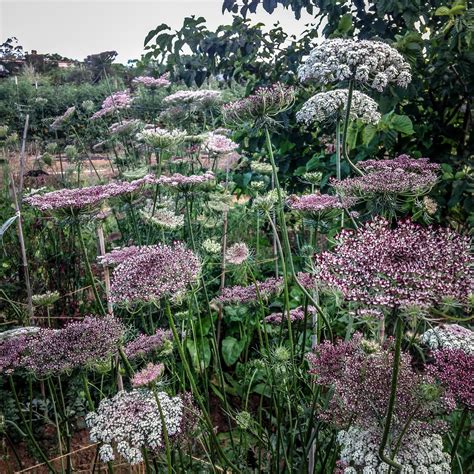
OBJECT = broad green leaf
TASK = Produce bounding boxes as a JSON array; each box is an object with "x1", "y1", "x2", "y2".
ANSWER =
[
  {"x1": 222, "y1": 336, "x2": 246, "y2": 366},
  {"x1": 435, "y1": 6, "x2": 451, "y2": 16},
  {"x1": 338, "y1": 14, "x2": 353, "y2": 33},
  {"x1": 186, "y1": 338, "x2": 211, "y2": 370},
  {"x1": 390, "y1": 114, "x2": 414, "y2": 135}
]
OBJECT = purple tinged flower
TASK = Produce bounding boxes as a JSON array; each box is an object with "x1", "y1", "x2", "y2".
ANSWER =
[
  {"x1": 2, "y1": 316, "x2": 124, "y2": 376},
  {"x1": 332, "y1": 155, "x2": 439, "y2": 196},
  {"x1": 155, "y1": 171, "x2": 215, "y2": 191},
  {"x1": 223, "y1": 83, "x2": 296, "y2": 125},
  {"x1": 91, "y1": 90, "x2": 132, "y2": 120},
  {"x1": 23, "y1": 176, "x2": 155, "y2": 213},
  {"x1": 124, "y1": 329, "x2": 173, "y2": 360},
  {"x1": 132, "y1": 73, "x2": 171, "y2": 88},
  {"x1": 132, "y1": 363, "x2": 165, "y2": 387},
  {"x1": 264, "y1": 306, "x2": 316, "y2": 325},
  {"x1": 316, "y1": 218, "x2": 472, "y2": 308},
  {"x1": 204, "y1": 132, "x2": 239, "y2": 154},
  {"x1": 99, "y1": 245, "x2": 151, "y2": 266},
  {"x1": 162, "y1": 89, "x2": 221, "y2": 107},
  {"x1": 288, "y1": 193, "x2": 356, "y2": 213},
  {"x1": 225, "y1": 243, "x2": 250, "y2": 265},
  {"x1": 108, "y1": 119, "x2": 142, "y2": 136},
  {"x1": 110, "y1": 242, "x2": 201, "y2": 304},
  {"x1": 428, "y1": 349, "x2": 474, "y2": 409},
  {"x1": 215, "y1": 277, "x2": 284, "y2": 305}
]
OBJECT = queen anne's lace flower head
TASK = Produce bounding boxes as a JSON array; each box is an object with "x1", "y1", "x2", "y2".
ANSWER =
[
  {"x1": 0, "y1": 316, "x2": 124, "y2": 376},
  {"x1": 337, "y1": 427, "x2": 451, "y2": 473},
  {"x1": 420, "y1": 325, "x2": 474, "y2": 354},
  {"x1": 223, "y1": 83, "x2": 296, "y2": 125},
  {"x1": 124, "y1": 329, "x2": 173, "y2": 360},
  {"x1": 132, "y1": 73, "x2": 171, "y2": 88},
  {"x1": 132, "y1": 363, "x2": 165, "y2": 387},
  {"x1": 163, "y1": 90, "x2": 221, "y2": 107},
  {"x1": 156, "y1": 171, "x2": 215, "y2": 191},
  {"x1": 86, "y1": 389, "x2": 197, "y2": 464},
  {"x1": 316, "y1": 218, "x2": 472, "y2": 308},
  {"x1": 137, "y1": 128, "x2": 186, "y2": 149},
  {"x1": 298, "y1": 39, "x2": 411, "y2": 91},
  {"x1": 202, "y1": 238, "x2": 221, "y2": 255},
  {"x1": 250, "y1": 162, "x2": 273, "y2": 175},
  {"x1": 288, "y1": 193, "x2": 356, "y2": 213},
  {"x1": 110, "y1": 243, "x2": 201, "y2": 304},
  {"x1": 50, "y1": 106, "x2": 76, "y2": 130},
  {"x1": 265, "y1": 306, "x2": 316, "y2": 325},
  {"x1": 225, "y1": 243, "x2": 250, "y2": 265},
  {"x1": 109, "y1": 119, "x2": 142, "y2": 136},
  {"x1": 204, "y1": 132, "x2": 239, "y2": 154},
  {"x1": 296, "y1": 90, "x2": 381, "y2": 125},
  {"x1": 215, "y1": 277, "x2": 284, "y2": 305},
  {"x1": 91, "y1": 90, "x2": 133, "y2": 120}
]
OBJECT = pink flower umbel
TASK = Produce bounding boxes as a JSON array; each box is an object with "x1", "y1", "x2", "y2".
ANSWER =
[
  {"x1": 288, "y1": 194, "x2": 356, "y2": 213},
  {"x1": 132, "y1": 73, "x2": 171, "y2": 88},
  {"x1": 132, "y1": 363, "x2": 165, "y2": 387},
  {"x1": 124, "y1": 329, "x2": 173, "y2": 360},
  {"x1": 316, "y1": 218, "x2": 472, "y2": 308},
  {"x1": 110, "y1": 242, "x2": 201, "y2": 305},
  {"x1": 264, "y1": 306, "x2": 316, "y2": 325},
  {"x1": 215, "y1": 277, "x2": 284, "y2": 305},
  {"x1": 225, "y1": 243, "x2": 250, "y2": 265}
]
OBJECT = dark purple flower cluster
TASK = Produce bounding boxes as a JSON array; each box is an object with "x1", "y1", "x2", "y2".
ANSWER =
[
  {"x1": 124, "y1": 329, "x2": 173, "y2": 360},
  {"x1": 99, "y1": 245, "x2": 150, "y2": 266},
  {"x1": 428, "y1": 349, "x2": 473, "y2": 409},
  {"x1": 307, "y1": 335, "x2": 455, "y2": 439},
  {"x1": 110, "y1": 242, "x2": 201, "y2": 304},
  {"x1": 0, "y1": 316, "x2": 124, "y2": 376},
  {"x1": 288, "y1": 193, "x2": 356, "y2": 213},
  {"x1": 223, "y1": 83, "x2": 295, "y2": 124},
  {"x1": 215, "y1": 277, "x2": 284, "y2": 305},
  {"x1": 264, "y1": 306, "x2": 316, "y2": 325},
  {"x1": 332, "y1": 155, "x2": 439, "y2": 197},
  {"x1": 24, "y1": 176, "x2": 154, "y2": 212},
  {"x1": 316, "y1": 218, "x2": 472, "y2": 308}
]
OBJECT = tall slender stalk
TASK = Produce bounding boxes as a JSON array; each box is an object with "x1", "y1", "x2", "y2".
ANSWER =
[{"x1": 378, "y1": 314, "x2": 403, "y2": 470}]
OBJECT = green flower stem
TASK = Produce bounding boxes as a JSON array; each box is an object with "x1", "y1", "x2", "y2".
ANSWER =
[
  {"x1": 118, "y1": 346, "x2": 134, "y2": 378},
  {"x1": 164, "y1": 299, "x2": 238, "y2": 471},
  {"x1": 9, "y1": 375, "x2": 55, "y2": 471},
  {"x1": 151, "y1": 385, "x2": 173, "y2": 474},
  {"x1": 264, "y1": 127, "x2": 332, "y2": 340},
  {"x1": 336, "y1": 118, "x2": 342, "y2": 181},
  {"x1": 341, "y1": 80, "x2": 363, "y2": 176},
  {"x1": 82, "y1": 372, "x2": 95, "y2": 411},
  {"x1": 451, "y1": 405, "x2": 469, "y2": 460},
  {"x1": 77, "y1": 223, "x2": 106, "y2": 316},
  {"x1": 378, "y1": 315, "x2": 404, "y2": 471}
]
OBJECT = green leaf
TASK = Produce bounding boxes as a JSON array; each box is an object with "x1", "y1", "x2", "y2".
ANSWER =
[
  {"x1": 338, "y1": 14, "x2": 353, "y2": 33},
  {"x1": 362, "y1": 125, "x2": 377, "y2": 145},
  {"x1": 389, "y1": 114, "x2": 414, "y2": 135},
  {"x1": 0, "y1": 215, "x2": 18, "y2": 238},
  {"x1": 221, "y1": 336, "x2": 246, "y2": 366},
  {"x1": 435, "y1": 6, "x2": 452, "y2": 16},
  {"x1": 186, "y1": 338, "x2": 211, "y2": 371}
]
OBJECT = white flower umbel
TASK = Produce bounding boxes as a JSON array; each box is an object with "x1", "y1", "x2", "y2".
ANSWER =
[
  {"x1": 137, "y1": 128, "x2": 187, "y2": 149},
  {"x1": 86, "y1": 389, "x2": 185, "y2": 464},
  {"x1": 163, "y1": 90, "x2": 221, "y2": 108},
  {"x1": 420, "y1": 324, "x2": 474, "y2": 354},
  {"x1": 296, "y1": 89, "x2": 381, "y2": 126},
  {"x1": 337, "y1": 426, "x2": 451, "y2": 473},
  {"x1": 298, "y1": 39, "x2": 411, "y2": 91}
]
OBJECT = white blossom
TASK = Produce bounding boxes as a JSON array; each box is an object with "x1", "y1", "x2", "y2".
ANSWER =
[
  {"x1": 420, "y1": 324, "x2": 474, "y2": 354},
  {"x1": 298, "y1": 39, "x2": 411, "y2": 91}
]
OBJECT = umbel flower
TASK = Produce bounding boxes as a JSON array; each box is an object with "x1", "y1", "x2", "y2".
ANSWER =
[
  {"x1": 132, "y1": 73, "x2": 171, "y2": 88},
  {"x1": 132, "y1": 363, "x2": 165, "y2": 387},
  {"x1": 109, "y1": 119, "x2": 142, "y2": 136},
  {"x1": 50, "y1": 106, "x2": 76, "y2": 130},
  {"x1": 288, "y1": 193, "x2": 356, "y2": 213},
  {"x1": 337, "y1": 427, "x2": 451, "y2": 473},
  {"x1": 24, "y1": 176, "x2": 154, "y2": 214},
  {"x1": 110, "y1": 243, "x2": 201, "y2": 304},
  {"x1": 155, "y1": 171, "x2": 215, "y2": 192},
  {"x1": 204, "y1": 132, "x2": 239, "y2": 154},
  {"x1": 124, "y1": 329, "x2": 173, "y2": 360},
  {"x1": 250, "y1": 162, "x2": 273, "y2": 175},
  {"x1": 264, "y1": 306, "x2": 316, "y2": 325},
  {"x1": 421, "y1": 324, "x2": 473, "y2": 353},
  {"x1": 86, "y1": 389, "x2": 197, "y2": 464},
  {"x1": 316, "y1": 218, "x2": 472, "y2": 308},
  {"x1": 307, "y1": 335, "x2": 455, "y2": 451},
  {"x1": 137, "y1": 128, "x2": 187, "y2": 149},
  {"x1": 298, "y1": 39, "x2": 411, "y2": 91},
  {"x1": 0, "y1": 316, "x2": 124, "y2": 376},
  {"x1": 162, "y1": 89, "x2": 221, "y2": 107},
  {"x1": 91, "y1": 90, "x2": 133, "y2": 120},
  {"x1": 296, "y1": 89, "x2": 381, "y2": 125},
  {"x1": 141, "y1": 208, "x2": 184, "y2": 230},
  {"x1": 225, "y1": 243, "x2": 250, "y2": 265},
  {"x1": 332, "y1": 155, "x2": 439, "y2": 198},
  {"x1": 215, "y1": 277, "x2": 284, "y2": 305},
  {"x1": 222, "y1": 83, "x2": 296, "y2": 125},
  {"x1": 202, "y1": 238, "x2": 221, "y2": 255}
]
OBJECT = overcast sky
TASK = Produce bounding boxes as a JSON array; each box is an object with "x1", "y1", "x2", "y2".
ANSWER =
[{"x1": 1, "y1": 0, "x2": 314, "y2": 63}]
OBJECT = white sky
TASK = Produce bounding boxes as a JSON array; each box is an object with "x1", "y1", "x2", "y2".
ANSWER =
[{"x1": 1, "y1": 0, "x2": 315, "y2": 63}]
